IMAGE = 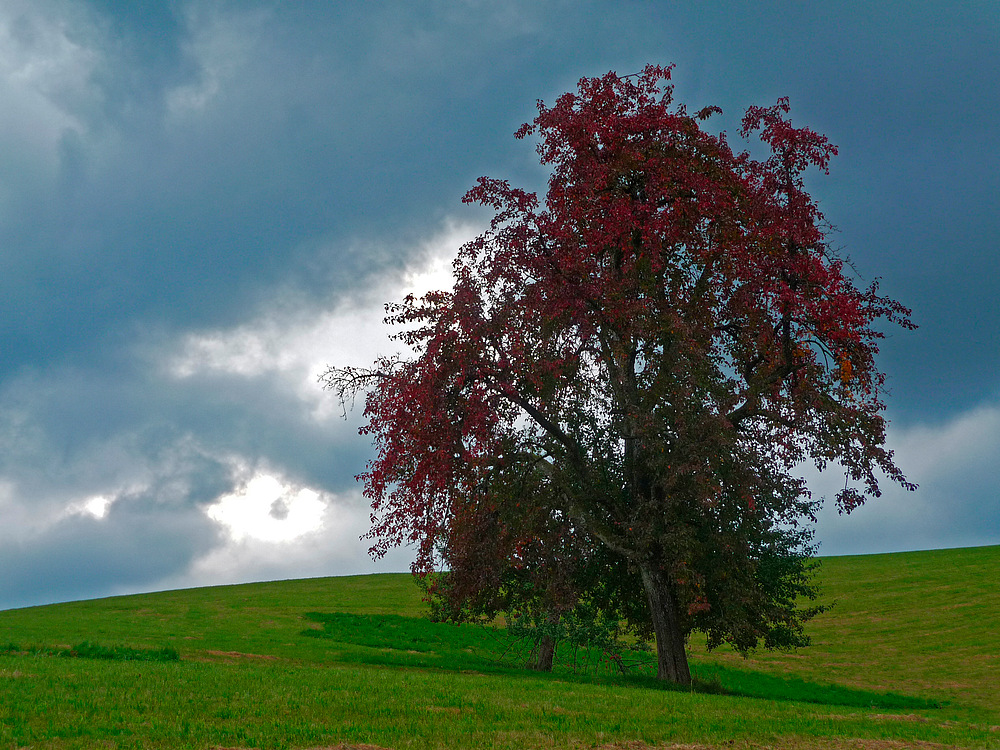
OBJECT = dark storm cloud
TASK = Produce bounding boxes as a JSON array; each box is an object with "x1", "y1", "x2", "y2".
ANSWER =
[
  {"x1": 151, "y1": 368, "x2": 373, "y2": 493},
  {"x1": 0, "y1": 1, "x2": 565, "y2": 372},
  {"x1": 1, "y1": 1, "x2": 998, "y2": 610},
  {"x1": 0, "y1": 496, "x2": 222, "y2": 610},
  {"x1": 0, "y1": 337, "x2": 369, "y2": 500},
  {"x1": 0, "y1": 415, "x2": 230, "y2": 609}
]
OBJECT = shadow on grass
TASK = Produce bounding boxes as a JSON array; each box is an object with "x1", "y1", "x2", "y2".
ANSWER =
[
  {"x1": 1, "y1": 641, "x2": 180, "y2": 662},
  {"x1": 688, "y1": 663, "x2": 940, "y2": 710},
  {"x1": 301, "y1": 611, "x2": 531, "y2": 675},
  {"x1": 301, "y1": 612, "x2": 939, "y2": 711}
]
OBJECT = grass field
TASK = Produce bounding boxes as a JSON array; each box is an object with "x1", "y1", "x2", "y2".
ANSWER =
[{"x1": 0, "y1": 545, "x2": 997, "y2": 749}]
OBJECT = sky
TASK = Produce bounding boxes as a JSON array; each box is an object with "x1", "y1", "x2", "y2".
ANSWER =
[{"x1": 1, "y1": 1, "x2": 997, "y2": 611}]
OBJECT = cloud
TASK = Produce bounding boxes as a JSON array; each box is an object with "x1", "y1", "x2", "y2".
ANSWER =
[
  {"x1": 0, "y1": 1, "x2": 104, "y2": 207},
  {"x1": 814, "y1": 404, "x2": 1000, "y2": 556},
  {"x1": 0, "y1": 218, "x2": 477, "y2": 610},
  {"x1": 165, "y1": 487, "x2": 415, "y2": 593},
  {"x1": 165, "y1": 218, "x2": 480, "y2": 422},
  {"x1": 207, "y1": 469, "x2": 328, "y2": 544},
  {"x1": 0, "y1": 435, "x2": 227, "y2": 609},
  {"x1": 165, "y1": 2, "x2": 269, "y2": 118}
]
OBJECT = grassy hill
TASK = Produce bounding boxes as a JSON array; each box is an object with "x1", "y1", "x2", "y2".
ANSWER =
[{"x1": 0, "y1": 546, "x2": 997, "y2": 749}]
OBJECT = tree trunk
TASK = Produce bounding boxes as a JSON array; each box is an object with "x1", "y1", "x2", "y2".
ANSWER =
[
  {"x1": 640, "y1": 564, "x2": 691, "y2": 685},
  {"x1": 533, "y1": 612, "x2": 559, "y2": 671},
  {"x1": 534, "y1": 633, "x2": 556, "y2": 671}
]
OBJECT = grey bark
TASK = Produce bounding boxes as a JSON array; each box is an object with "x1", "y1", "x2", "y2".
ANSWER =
[{"x1": 639, "y1": 564, "x2": 691, "y2": 685}]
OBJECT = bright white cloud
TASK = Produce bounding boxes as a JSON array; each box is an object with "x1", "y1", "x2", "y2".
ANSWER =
[
  {"x1": 167, "y1": 218, "x2": 482, "y2": 421},
  {"x1": 129, "y1": 219, "x2": 483, "y2": 590},
  {"x1": 207, "y1": 471, "x2": 328, "y2": 544},
  {"x1": 66, "y1": 494, "x2": 113, "y2": 520},
  {"x1": 162, "y1": 486, "x2": 415, "y2": 593},
  {"x1": 401, "y1": 230, "x2": 466, "y2": 300}
]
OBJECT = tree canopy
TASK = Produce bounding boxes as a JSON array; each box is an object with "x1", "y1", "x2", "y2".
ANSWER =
[{"x1": 324, "y1": 65, "x2": 915, "y2": 685}]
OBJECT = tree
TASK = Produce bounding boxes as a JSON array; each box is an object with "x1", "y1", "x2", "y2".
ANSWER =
[{"x1": 323, "y1": 65, "x2": 915, "y2": 685}]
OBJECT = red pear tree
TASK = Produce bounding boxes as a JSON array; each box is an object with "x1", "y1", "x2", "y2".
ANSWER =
[{"x1": 323, "y1": 65, "x2": 915, "y2": 685}]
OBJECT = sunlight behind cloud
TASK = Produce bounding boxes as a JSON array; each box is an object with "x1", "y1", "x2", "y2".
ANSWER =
[
  {"x1": 75, "y1": 494, "x2": 112, "y2": 520},
  {"x1": 171, "y1": 487, "x2": 416, "y2": 592},
  {"x1": 207, "y1": 472, "x2": 327, "y2": 544}
]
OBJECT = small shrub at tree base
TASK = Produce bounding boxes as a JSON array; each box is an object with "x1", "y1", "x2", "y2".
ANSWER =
[{"x1": 503, "y1": 603, "x2": 657, "y2": 676}]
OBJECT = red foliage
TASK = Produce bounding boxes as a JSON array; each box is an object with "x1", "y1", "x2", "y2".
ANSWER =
[{"x1": 323, "y1": 65, "x2": 915, "y2": 681}]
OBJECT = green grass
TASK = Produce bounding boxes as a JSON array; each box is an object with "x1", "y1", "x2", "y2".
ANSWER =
[
  {"x1": 0, "y1": 549, "x2": 998, "y2": 749},
  {"x1": 0, "y1": 641, "x2": 179, "y2": 662}
]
